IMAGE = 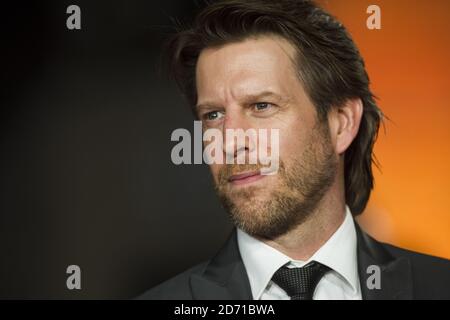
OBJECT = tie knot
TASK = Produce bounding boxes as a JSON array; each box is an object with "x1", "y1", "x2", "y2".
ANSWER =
[{"x1": 271, "y1": 261, "x2": 331, "y2": 300}]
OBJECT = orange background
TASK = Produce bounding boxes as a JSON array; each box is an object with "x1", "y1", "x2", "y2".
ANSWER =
[{"x1": 318, "y1": 0, "x2": 450, "y2": 259}]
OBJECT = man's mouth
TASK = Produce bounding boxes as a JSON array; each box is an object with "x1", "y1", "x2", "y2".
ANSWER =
[{"x1": 228, "y1": 170, "x2": 265, "y2": 186}]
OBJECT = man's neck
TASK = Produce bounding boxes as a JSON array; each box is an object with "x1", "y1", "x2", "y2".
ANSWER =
[{"x1": 260, "y1": 193, "x2": 347, "y2": 261}]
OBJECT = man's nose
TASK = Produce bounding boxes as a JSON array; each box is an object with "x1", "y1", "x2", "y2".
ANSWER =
[{"x1": 222, "y1": 111, "x2": 257, "y2": 163}]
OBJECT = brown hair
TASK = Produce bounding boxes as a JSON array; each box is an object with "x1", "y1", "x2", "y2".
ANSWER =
[{"x1": 165, "y1": 0, "x2": 383, "y2": 215}]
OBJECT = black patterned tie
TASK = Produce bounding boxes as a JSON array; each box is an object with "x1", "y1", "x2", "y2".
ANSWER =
[{"x1": 271, "y1": 261, "x2": 331, "y2": 300}]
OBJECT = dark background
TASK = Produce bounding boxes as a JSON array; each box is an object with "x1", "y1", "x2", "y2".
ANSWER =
[{"x1": 0, "y1": 0, "x2": 233, "y2": 299}]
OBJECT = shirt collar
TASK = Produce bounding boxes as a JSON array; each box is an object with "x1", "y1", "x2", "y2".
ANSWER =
[{"x1": 237, "y1": 205, "x2": 359, "y2": 299}]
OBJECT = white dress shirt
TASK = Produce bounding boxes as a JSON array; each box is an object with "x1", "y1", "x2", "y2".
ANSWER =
[{"x1": 237, "y1": 206, "x2": 362, "y2": 300}]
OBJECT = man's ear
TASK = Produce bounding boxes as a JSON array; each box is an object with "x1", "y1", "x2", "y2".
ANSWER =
[{"x1": 328, "y1": 98, "x2": 363, "y2": 155}]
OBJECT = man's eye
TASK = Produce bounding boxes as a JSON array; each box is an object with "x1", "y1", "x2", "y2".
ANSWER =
[
  {"x1": 254, "y1": 102, "x2": 272, "y2": 111},
  {"x1": 204, "y1": 111, "x2": 224, "y2": 121}
]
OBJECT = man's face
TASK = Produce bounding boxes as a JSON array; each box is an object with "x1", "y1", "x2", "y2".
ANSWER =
[{"x1": 195, "y1": 36, "x2": 338, "y2": 240}]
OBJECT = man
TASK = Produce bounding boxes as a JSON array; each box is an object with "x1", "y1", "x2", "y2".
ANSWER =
[{"x1": 139, "y1": 0, "x2": 450, "y2": 299}]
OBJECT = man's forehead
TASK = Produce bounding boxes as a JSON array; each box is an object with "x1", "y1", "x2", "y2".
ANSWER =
[
  {"x1": 196, "y1": 35, "x2": 298, "y2": 74},
  {"x1": 195, "y1": 36, "x2": 299, "y2": 106}
]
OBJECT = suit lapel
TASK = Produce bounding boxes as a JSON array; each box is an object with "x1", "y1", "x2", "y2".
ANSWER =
[
  {"x1": 190, "y1": 224, "x2": 414, "y2": 300},
  {"x1": 190, "y1": 229, "x2": 253, "y2": 300},
  {"x1": 356, "y1": 224, "x2": 413, "y2": 299}
]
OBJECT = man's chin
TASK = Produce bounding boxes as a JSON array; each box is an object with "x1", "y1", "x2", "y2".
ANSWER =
[
  {"x1": 225, "y1": 200, "x2": 279, "y2": 235},
  {"x1": 224, "y1": 191, "x2": 313, "y2": 240},
  {"x1": 224, "y1": 190, "x2": 270, "y2": 211}
]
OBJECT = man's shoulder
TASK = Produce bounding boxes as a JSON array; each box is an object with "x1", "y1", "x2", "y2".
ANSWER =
[
  {"x1": 380, "y1": 241, "x2": 450, "y2": 299},
  {"x1": 136, "y1": 261, "x2": 209, "y2": 300},
  {"x1": 381, "y1": 241, "x2": 450, "y2": 274}
]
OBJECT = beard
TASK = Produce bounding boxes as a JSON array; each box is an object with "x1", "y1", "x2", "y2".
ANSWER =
[{"x1": 213, "y1": 121, "x2": 338, "y2": 240}]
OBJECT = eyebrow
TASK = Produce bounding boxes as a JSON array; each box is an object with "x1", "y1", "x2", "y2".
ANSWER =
[{"x1": 195, "y1": 90, "x2": 287, "y2": 111}]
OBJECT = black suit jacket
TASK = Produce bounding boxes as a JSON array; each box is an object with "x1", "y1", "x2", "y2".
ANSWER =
[{"x1": 138, "y1": 224, "x2": 450, "y2": 300}]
